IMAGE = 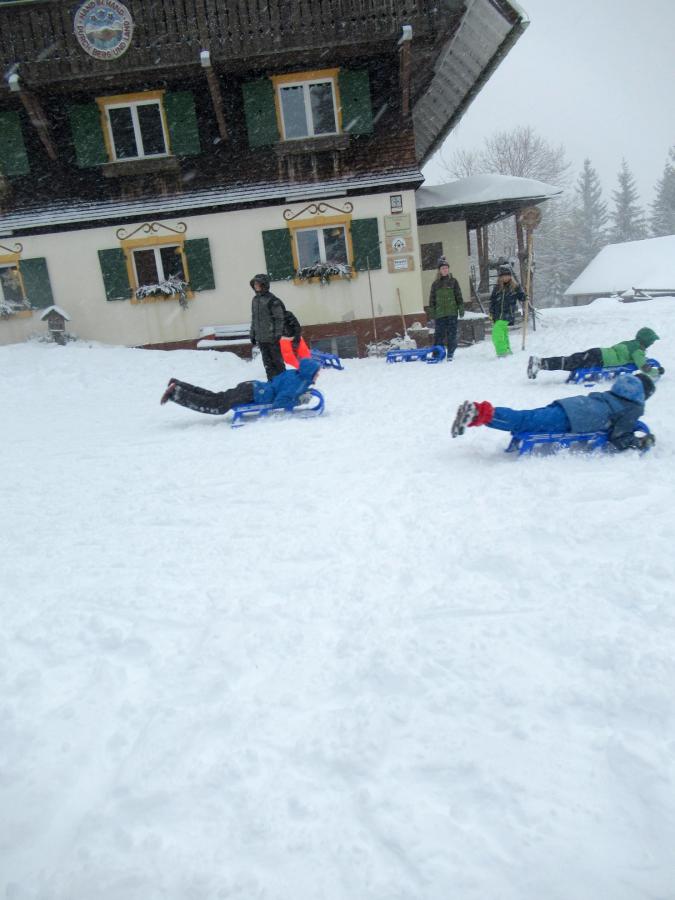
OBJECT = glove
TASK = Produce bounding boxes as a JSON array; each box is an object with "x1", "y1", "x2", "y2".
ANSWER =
[
  {"x1": 292, "y1": 337, "x2": 300, "y2": 352},
  {"x1": 250, "y1": 337, "x2": 256, "y2": 346},
  {"x1": 656, "y1": 366, "x2": 665, "y2": 375},
  {"x1": 636, "y1": 433, "x2": 656, "y2": 451},
  {"x1": 459, "y1": 307, "x2": 465, "y2": 319}
]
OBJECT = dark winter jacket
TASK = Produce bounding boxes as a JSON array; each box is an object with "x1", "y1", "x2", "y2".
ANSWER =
[
  {"x1": 282, "y1": 309, "x2": 302, "y2": 342},
  {"x1": 489, "y1": 281, "x2": 525, "y2": 324},
  {"x1": 600, "y1": 327, "x2": 660, "y2": 373},
  {"x1": 554, "y1": 374, "x2": 646, "y2": 449},
  {"x1": 249, "y1": 273, "x2": 285, "y2": 344},
  {"x1": 252, "y1": 358, "x2": 320, "y2": 406},
  {"x1": 429, "y1": 275, "x2": 464, "y2": 318}
]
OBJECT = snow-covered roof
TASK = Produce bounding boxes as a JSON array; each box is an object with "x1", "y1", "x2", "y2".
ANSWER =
[
  {"x1": 416, "y1": 175, "x2": 562, "y2": 211},
  {"x1": 565, "y1": 234, "x2": 675, "y2": 296},
  {"x1": 39, "y1": 305, "x2": 71, "y2": 321},
  {"x1": 0, "y1": 167, "x2": 423, "y2": 235}
]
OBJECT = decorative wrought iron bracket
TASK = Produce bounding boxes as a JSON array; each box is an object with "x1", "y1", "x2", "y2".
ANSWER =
[
  {"x1": 283, "y1": 201, "x2": 353, "y2": 221},
  {"x1": 116, "y1": 222, "x2": 187, "y2": 240}
]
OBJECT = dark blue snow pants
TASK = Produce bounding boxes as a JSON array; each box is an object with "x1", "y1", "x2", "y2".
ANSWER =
[
  {"x1": 434, "y1": 316, "x2": 458, "y2": 359},
  {"x1": 488, "y1": 403, "x2": 571, "y2": 434}
]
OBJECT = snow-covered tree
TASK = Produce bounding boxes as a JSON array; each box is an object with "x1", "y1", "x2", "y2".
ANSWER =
[
  {"x1": 650, "y1": 146, "x2": 675, "y2": 237},
  {"x1": 559, "y1": 158, "x2": 609, "y2": 289},
  {"x1": 609, "y1": 160, "x2": 647, "y2": 243}
]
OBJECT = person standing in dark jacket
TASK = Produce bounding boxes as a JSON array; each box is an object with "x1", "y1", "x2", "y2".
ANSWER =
[
  {"x1": 249, "y1": 273, "x2": 286, "y2": 380},
  {"x1": 427, "y1": 257, "x2": 464, "y2": 361},
  {"x1": 451, "y1": 372, "x2": 655, "y2": 450},
  {"x1": 489, "y1": 265, "x2": 525, "y2": 358}
]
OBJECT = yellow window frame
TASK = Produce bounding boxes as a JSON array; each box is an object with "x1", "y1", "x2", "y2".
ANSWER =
[
  {"x1": 96, "y1": 90, "x2": 171, "y2": 163},
  {"x1": 287, "y1": 214, "x2": 354, "y2": 284},
  {"x1": 0, "y1": 251, "x2": 30, "y2": 317},
  {"x1": 119, "y1": 234, "x2": 193, "y2": 305},
  {"x1": 272, "y1": 69, "x2": 342, "y2": 140}
]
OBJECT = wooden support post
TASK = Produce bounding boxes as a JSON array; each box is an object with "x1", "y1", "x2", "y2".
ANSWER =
[
  {"x1": 19, "y1": 91, "x2": 57, "y2": 160},
  {"x1": 518, "y1": 206, "x2": 542, "y2": 350},
  {"x1": 398, "y1": 26, "x2": 412, "y2": 119}
]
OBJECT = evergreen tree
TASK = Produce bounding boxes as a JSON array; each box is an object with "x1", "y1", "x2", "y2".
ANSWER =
[
  {"x1": 560, "y1": 159, "x2": 609, "y2": 289},
  {"x1": 609, "y1": 159, "x2": 647, "y2": 242},
  {"x1": 650, "y1": 146, "x2": 675, "y2": 236}
]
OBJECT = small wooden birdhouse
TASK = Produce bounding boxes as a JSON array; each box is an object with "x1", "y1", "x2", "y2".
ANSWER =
[{"x1": 40, "y1": 305, "x2": 71, "y2": 345}]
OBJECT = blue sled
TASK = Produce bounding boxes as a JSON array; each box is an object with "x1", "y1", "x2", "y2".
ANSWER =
[
  {"x1": 311, "y1": 349, "x2": 344, "y2": 370},
  {"x1": 386, "y1": 345, "x2": 446, "y2": 364},
  {"x1": 230, "y1": 388, "x2": 325, "y2": 428},
  {"x1": 505, "y1": 420, "x2": 652, "y2": 456},
  {"x1": 566, "y1": 358, "x2": 661, "y2": 386}
]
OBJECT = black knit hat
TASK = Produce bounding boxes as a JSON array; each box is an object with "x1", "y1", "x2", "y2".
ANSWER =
[
  {"x1": 635, "y1": 372, "x2": 656, "y2": 400},
  {"x1": 438, "y1": 256, "x2": 449, "y2": 268},
  {"x1": 498, "y1": 264, "x2": 513, "y2": 276}
]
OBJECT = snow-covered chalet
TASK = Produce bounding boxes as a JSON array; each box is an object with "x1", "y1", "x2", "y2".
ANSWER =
[{"x1": 0, "y1": 0, "x2": 528, "y2": 354}]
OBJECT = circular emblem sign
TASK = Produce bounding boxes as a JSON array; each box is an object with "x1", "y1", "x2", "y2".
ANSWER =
[{"x1": 74, "y1": 0, "x2": 134, "y2": 60}]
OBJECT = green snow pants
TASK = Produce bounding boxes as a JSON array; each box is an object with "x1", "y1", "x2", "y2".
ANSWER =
[{"x1": 491, "y1": 319, "x2": 511, "y2": 357}]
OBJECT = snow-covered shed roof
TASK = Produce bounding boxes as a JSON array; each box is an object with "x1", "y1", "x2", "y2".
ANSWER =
[
  {"x1": 415, "y1": 174, "x2": 562, "y2": 228},
  {"x1": 565, "y1": 235, "x2": 675, "y2": 297},
  {"x1": 40, "y1": 306, "x2": 71, "y2": 321}
]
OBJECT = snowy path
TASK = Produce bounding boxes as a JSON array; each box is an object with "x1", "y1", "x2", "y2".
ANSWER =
[{"x1": 2, "y1": 298, "x2": 675, "y2": 899}]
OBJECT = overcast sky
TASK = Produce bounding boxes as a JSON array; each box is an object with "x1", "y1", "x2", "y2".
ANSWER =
[{"x1": 422, "y1": 0, "x2": 674, "y2": 207}]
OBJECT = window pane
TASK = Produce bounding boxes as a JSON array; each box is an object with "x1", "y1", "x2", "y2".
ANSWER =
[
  {"x1": 134, "y1": 249, "x2": 159, "y2": 286},
  {"x1": 296, "y1": 230, "x2": 321, "y2": 268},
  {"x1": 309, "y1": 82, "x2": 336, "y2": 135},
  {"x1": 137, "y1": 103, "x2": 166, "y2": 156},
  {"x1": 280, "y1": 85, "x2": 308, "y2": 139},
  {"x1": 159, "y1": 246, "x2": 185, "y2": 281},
  {"x1": 323, "y1": 226, "x2": 348, "y2": 265},
  {"x1": 108, "y1": 107, "x2": 138, "y2": 159},
  {"x1": 0, "y1": 266, "x2": 23, "y2": 306}
]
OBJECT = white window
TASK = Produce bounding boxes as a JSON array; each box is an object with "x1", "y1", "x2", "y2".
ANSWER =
[
  {"x1": 278, "y1": 78, "x2": 338, "y2": 140},
  {"x1": 295, "y1": 224, "x2": 348, "y2": 268},
  {"x1": 0, "y1": 265, "x2": 26, "y2": 312},
  {"x1": 132, "y1": 245, "x2": 185, "y2": 288},
  {"x1": 104, "y1": 100, "x2": 168, "y2": 160}
]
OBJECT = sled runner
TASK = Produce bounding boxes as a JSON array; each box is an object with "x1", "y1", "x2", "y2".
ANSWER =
[
  {"x1": 566, "y1": 358, "x2": 661, "y2": 385},
  {"x1": 311, "y1": 349, "x2": 344, "y2": 370},
  {"x1": 386, "y1": 345, "x2": 446, "y2": 364},
  {"x1": 230, "y1": 388, "x2": 325, "y2": 428},
  {"x1": 505, "y1": 420, "x2": 652, "y2": 456}
]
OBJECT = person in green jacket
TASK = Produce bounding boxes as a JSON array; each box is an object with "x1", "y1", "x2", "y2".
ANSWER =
[
  {"x1": 427, "y1": 257, "x2": 464, "y2": 361},
  {"x1": 527, "y1": 327, "x2": 663, "y2": 379}
]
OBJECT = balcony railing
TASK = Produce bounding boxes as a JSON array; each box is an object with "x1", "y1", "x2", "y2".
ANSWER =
[{"x1": 0, "y1": 0, "x2": 453, "y2": 84}]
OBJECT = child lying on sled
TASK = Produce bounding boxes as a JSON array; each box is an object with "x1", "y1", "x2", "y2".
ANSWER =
[
  {"x1": 452, "y1": 372, "x2": 655, "y2": 451},
  {"x1": 161, "y1": 357, "x2": 320, "y2": 415},
  {"x1": 527, "y1": 327, "x2": 662, "y2": 380}
]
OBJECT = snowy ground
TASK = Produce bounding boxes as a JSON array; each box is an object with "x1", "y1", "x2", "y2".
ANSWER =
[{"x1": 2, "y1": 297, "x2": 675, "y2": 900}]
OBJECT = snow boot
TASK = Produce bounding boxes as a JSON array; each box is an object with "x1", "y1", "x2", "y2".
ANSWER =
[
  {"x1": 527, "y1": 355, "x2": 541, "y2": 379},
  {"x1": 160, "y1": 380, "x2": 177, "y2": 405},
  {"x1": 470, "y1": 401, "x2": 495, "y2": 427},
  {"x1": 452, "y1": 401, "x2": 478, "y2": 437}
]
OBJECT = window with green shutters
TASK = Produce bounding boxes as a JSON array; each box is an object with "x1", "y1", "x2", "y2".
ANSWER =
[
  {"x1": 20, "y1": 257, "x2": 54, "y2": 309},
  {"x1": 163, "y1": 92, "x2": 201, "y2": 157},
  {"x1": 242, "y1": 80, "x2": 280, "y2": 148},
  {"x1": 351, "y1": 218, "x2": 381, "y2": 270},
  {"x1": 262, "y1": 229, "x2": 295, "y2": 281},
  {"x1": 98, "y1": 248, "x2": 132, "y2": 301},
  {"x1": 68, "y1": 103, "x2": 108, "y2": 168},
  {"x1": 337, "y1": 70, "x2": 374, "y2": 135},
  {"x1": 0, "y1": 110, "x2": 30, "y2": 176},
  {"x1": 184, "y1": 238, "x2": 215, "y2": 291}
]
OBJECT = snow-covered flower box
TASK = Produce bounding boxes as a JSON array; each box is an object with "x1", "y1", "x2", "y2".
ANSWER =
[
  {"x1": 134, "y1": 276, "x2": 191, "y2": 308},
  {"x1": 295, "y1": 262, "x2": 352, "y2": 286}
]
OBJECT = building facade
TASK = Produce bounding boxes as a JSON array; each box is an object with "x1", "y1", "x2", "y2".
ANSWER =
[{"x1": 0, "y1": 0, "x2": 527, "y2": 353}]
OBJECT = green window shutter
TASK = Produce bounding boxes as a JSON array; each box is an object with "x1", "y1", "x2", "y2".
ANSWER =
[
  {"x1": 262, "y1": 228, "x2": 295, "y2": 281},
  {"x1": 185, "y1": 238, "x2": 215, "y2": 291},
  {"x1": 20, "y1": 257, "x2": 54, "y2": 309},
  {"x1": 0, "y1": 111, "x2": 29, "y2": 176},
  {"x1": 68, "y1": 103, "x2": 108, "y2": 168},
  {"x1": 98, "y1": 248, "x2": 131, "y2": 301},
  {"x1": 242, "y1": 80, "x2": 279, "y2": 148},
  {"x1": 338, "y1": 70, "x2": 374, "y2": 135},
  {"x1": 164, "y1": 91, "x2": 201, "y2": 157},
  {"x1": 351, "y1": 218, "x2": 381, "y2": 271}
]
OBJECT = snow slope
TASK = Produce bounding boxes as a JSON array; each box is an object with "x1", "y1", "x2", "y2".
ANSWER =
[{"x1": 2, "y1": 297, "x2": 675, "y2": 900}]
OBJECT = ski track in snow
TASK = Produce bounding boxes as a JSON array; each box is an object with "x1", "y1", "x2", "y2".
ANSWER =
[{"x1": 2, "y1": 297, "x2": 675, "y2": 899}]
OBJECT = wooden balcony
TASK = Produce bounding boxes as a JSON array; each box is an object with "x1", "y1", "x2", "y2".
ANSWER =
[{"x1": 0, "y1": 0, "x2": 460, "y2": 86}]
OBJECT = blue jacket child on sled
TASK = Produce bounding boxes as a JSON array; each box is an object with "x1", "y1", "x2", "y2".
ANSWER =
[
  {"x1": 452, "y1": 372, "x2": 656, "y2": 451},
  {"x1": 161, "y1": 357, "x2": 321, "y2": 415}
]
